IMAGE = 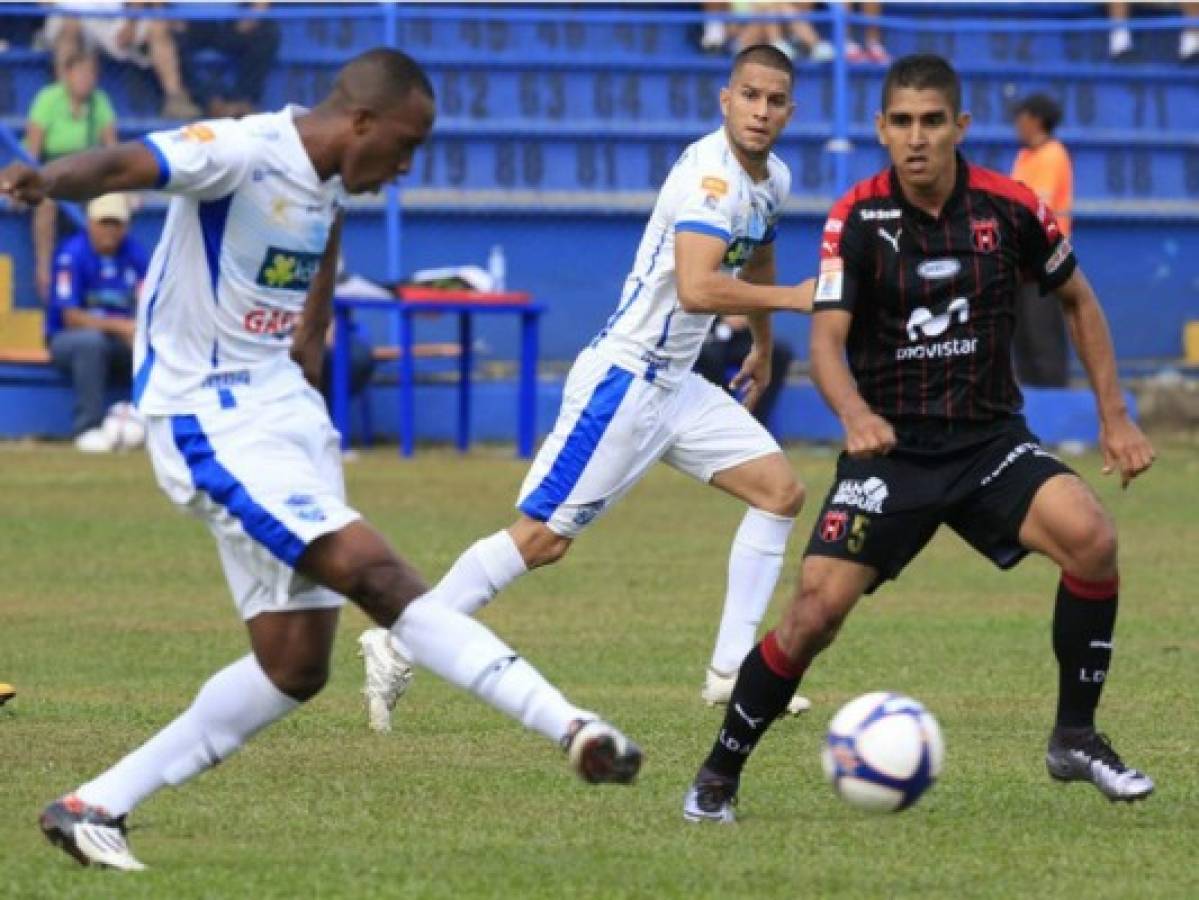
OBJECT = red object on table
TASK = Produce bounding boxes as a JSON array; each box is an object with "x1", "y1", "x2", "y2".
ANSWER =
[{"x1": 395, "y1": 286, "x2": 532, "y2": 305}]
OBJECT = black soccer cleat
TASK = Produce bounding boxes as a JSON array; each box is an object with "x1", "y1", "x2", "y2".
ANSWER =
[{"x1": 682, "y1": 767, "x2": 738, "y2": 823}]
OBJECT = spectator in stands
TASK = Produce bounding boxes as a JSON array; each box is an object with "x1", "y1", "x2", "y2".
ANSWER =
[
  {"x1": 1108, "y1": 2, "x2": 1199, "y2": 62},
  {"x1": 1011, "y1": 93, "x2": 1073, "y2": 388},
  {"x1": 725, "y1": 3, "x2": 833, "y2": 61},
  {"x1": 176, "y1": 3, "x2": 281, "y2": 117},
  {"x1": 699, "y1": 2, "x2": 732, "y2": 54},
  {"x1": 47, "y1": 193, "x2": 149, "y2": 452},
  {"x1": 24, "y1": 49, "x2": 117, "y2": 304},
  {"x1": 694, "y1": 315, "x2": 795, "y2": 431},
  {"x1": 43, "y1": 1, "x2": 202, "y2": 118},
  {"x1": 789, "y1": 2, "x2": 889, "y2": 63}
]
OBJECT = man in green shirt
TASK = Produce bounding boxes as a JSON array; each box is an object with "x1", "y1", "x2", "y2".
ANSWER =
[{"x1": 24, "y1": 50, "x2": 117, "y2": 302}]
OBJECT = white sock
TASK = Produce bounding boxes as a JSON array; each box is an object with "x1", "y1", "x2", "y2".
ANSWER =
[
  {"x1": 1110, "y1": 26, "x2": 1132, "y2": 56},
  {"x1": 389, "y1": 530, "x2": 528, "y2": 661},
  {"x1": 392, "y1": 597, "x2": 589, "y2": 743},
  {"x1": 709, "y1": 507, "x2": 795, "y2": 674},
  {"x1": 75, "y1": 655, "x2": 298, "y2": 816}
]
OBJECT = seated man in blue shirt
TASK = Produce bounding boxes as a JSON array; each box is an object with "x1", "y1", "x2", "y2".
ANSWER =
[{"x1": 47, "y1": 192, "x2": 149, "y2": 452}]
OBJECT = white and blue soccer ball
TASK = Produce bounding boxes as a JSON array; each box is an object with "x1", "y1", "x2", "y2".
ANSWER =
[{"x1": 821, "y1": 691, "x2": 944, "y2": 813}]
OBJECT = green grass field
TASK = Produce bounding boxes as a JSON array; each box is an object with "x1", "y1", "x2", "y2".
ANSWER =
[{"x1": 1, "y1": 440, "x2": 1196, "y2": 899}]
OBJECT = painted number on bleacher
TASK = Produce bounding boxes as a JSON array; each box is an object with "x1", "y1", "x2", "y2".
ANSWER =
[
  {"x1": 668, "y1": 75, "x2": 719, "y2": 121},
  {"x1": 1105, "y1": 150, "x2": 1153, "y2": 195},
  {"x1": 441, "y1": 72, "x2": 489, "y2": 119},
  {"x1": 420, "y1": 142, "x2": 467, "y2": 187},
  {"x1": 459, "y1": 19, "x2": 510, "y2": 52},
  {"x1": 535, "y1": 21, "x2": 585, "y2": 50},
  {"x1": 988, "y1": 33, "x2": 1034, "y2": 63},
  {"x1": 595, "y1": 74, "x2": 642, "y2": 119},
  {"x1": 613, "y1": 23, "x2": 659, "y2": 54},
  {"x1": 520, "y1": 73, "x2": 564, "y2": 119},
  {"x1": 577, "y1": 143, "x2": 617, "y2": 189},
  {"x1": 1130, "y1": 84, "x2": 1169, "y2": 129},
  {"x1": 496, "y1": 142, "x2": 544, "y2": 187}
]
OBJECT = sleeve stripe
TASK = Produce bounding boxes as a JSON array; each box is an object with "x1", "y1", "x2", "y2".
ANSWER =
[
  {"x1": 138, "y1": 135, "x2": 171, "y2": 189},
  {"x1": 675, "y1": 221, "x2": 731, "y2": 243}
]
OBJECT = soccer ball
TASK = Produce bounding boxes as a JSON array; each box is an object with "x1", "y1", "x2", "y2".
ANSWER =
[
  {"x1": 821, "y1": 691, "x2": 944, "y2": 813},
  {"x1": 101, "y1": 401, "x2": 146, "y2": 451}
]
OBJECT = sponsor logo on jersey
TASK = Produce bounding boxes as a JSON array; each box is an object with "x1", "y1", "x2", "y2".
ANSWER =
[
  {"x1": 858, "y1": 208, "x2": 902, "y2": 220},
  {"x1": 202, "y1": 370, "x2": 251, "y2": 388},
  {"x1": 820, "y1": 509, "x2": 849, "y2": 541},
  {"x1": 832, "y1": 477, "x2": 889, "y2": 514},
  {"x1": 723, "y1": 237, "x2": 759, "y2": 268},
  {"x1": 256, "y1": 247, "x2": 323, "y2": 291},
  {"x1": 701, "y1": 175, "x2": 729, "y2": 196},
  {"x1": 55, "y1": 269, "x2": 72, "y2": 301},
  {"x1": 252, "y1": 166, "x2": 285, "y2": 182},
  {"x1": 896, "y1": 297, "x2": 977, "y2": 360},
  {"x1": 285, "y1": 493, "x2": 327, "y2": 522},
  {"x1": 916, "y1": 258, "x2": 961, "y2": 281},
  {"x1": 814, "y1": 258, "x2": 843, "y2": 304},
  {"x1": 1045, "y1": 238, "x2": 1073, "y2": 275},
  {"x1": 571, "y1": 499, "x2": 607, "y2": 527},
  {"x1": 244, "y1": 306, "x2": 299, "y2": 338},
  {"x1": 178, "y1": 123, "x2": 216, "y2": 143},
  {"x1": 971, "y1": 217, "x2": 999, "y2": 254}
]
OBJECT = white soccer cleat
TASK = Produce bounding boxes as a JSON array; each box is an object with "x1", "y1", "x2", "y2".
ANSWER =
[
  {"x1": 40, "y1": 796, "x2": 146, "y2": 871},
  {"x1": 358, "y1": 627, "x2": 414, "y2": 733},
  {"x1": 682, "y1": 771, "x2": 739, "y2": 824},
  {"x1": 564, "y1": 719, "x2": 643, "y2": 785},
  {"x1": 701, "y1": 667, "x2": 811, "y2": 715}
]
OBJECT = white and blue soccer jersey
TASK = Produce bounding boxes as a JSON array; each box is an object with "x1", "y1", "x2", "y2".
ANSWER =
[
  {"x1": 133, "y1": 106, "x2": 345, "y2": 415},
  {"x1": 590, "y1": 126, "x2": 790, "y2": 388}
]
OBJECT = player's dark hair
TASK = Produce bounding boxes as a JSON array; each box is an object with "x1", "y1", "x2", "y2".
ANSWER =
[
  {"x1": 732, "y1": 43, "x2": 794, "y2": 88},
  {"x1": 881, "y1": 53, "x2": 961, "y2": 115},
  {"x1": 332, "y1": 47, "x2": 434, "y2": 111},
  {"x1": 1014, "y1": 93, "x2": 1062, "y2": 135}
]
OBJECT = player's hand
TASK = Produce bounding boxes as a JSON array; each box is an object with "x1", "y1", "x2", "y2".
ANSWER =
[
  {"x1": 792, "y1": 277, "x2": 816, "y2": 314},
  {"x1": 843, "y1": 408, "x2": 896, "y2": 458},
  {"x1": 1099, "y1": 415, "x2": 1155, "y2": 488},
  {"x1": 730, "y1": 343, "x2": 771, "y2": 412},
  {"x1": 0, "y1": 162, "x2": 48, "y2": 207}
]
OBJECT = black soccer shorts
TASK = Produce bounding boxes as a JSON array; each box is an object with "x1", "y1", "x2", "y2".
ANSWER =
[{"x1": 804, "y1": 416, "x2": 1075, "y2": 592}]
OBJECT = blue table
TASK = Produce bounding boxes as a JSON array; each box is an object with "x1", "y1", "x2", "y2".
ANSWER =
[{"x1": 331, "y1": 291, "x2": 544, "y2": 458}]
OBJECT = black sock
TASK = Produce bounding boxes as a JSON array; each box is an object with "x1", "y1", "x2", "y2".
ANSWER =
[
  {"x1": 1053, "y1": 573, "x2": 1119, "y2": 729},
  {"x1": 702, "y1": 632, "x2": 804, "y2": 780}
]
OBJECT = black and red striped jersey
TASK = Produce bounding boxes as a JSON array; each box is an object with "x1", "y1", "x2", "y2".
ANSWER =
[{"x1": 813, "y1": 154, "x2": 1076, "y2": 425}]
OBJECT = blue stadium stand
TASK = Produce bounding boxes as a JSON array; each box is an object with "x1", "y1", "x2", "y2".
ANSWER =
[{"x1": 0, "y1": 3, "x2": 1194, "y2": 444}]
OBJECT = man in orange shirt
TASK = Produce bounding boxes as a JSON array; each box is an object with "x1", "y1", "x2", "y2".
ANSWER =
[{"x1": 1012, "y1": 93, "x2": 1073, "y2": 387}]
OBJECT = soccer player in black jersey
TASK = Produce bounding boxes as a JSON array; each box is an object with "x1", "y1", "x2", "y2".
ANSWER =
[{"x1": 684, "y1": 54, "x2": 1156, "y2": 822}]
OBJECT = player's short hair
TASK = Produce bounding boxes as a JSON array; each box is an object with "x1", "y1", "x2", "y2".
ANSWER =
[
  {"x1": 332, "y1": 47, "x2": 434, "y2": 111},
  {"x1": 1014, "y1": 93, "x2": 1063, "y2": 135},
  {"x1": 881, "y1": 54, "x2": 961, "y2": 115},
  {"x1": 731, "y1": 43, "x2": 795, "y2": 88}
]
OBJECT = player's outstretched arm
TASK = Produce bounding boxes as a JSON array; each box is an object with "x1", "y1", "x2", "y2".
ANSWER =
[
  {"x1": 0, "y1": 142, "x2": 162, "y2": 206},
  {"x1": 291, "y1": 211, "x2": 344, "y2": 389},
  {"x1": 1055, "y1": 268, "x2": 1155, "y2": 487},
  {"x1": 811, "y1": 308, "x2": 895, "y2": 458},
  {"x1": 676, "y1": 231, "x2": 809, "y2": 314}
]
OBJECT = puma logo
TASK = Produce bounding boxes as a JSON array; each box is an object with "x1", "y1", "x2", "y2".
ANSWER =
[{"x1": 878, "y1": 226, "x2": 902, "y2": 254}]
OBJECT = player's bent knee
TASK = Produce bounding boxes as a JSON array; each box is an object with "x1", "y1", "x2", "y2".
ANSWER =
[
  {"x1": 262, "y1": 658, "x2": 329, "y2": 702},
  {"x1": 1069, "y1": 515, "x2": 1119, "y2": 578}
]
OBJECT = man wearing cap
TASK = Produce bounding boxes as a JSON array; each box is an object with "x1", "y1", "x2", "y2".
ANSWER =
[{"x1": 48, "y1": 192, "x2": 150, "y2": 452}]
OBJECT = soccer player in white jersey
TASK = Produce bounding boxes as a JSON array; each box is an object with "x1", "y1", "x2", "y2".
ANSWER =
[
  {"x1": 360, "y1": 45, "x2": 815, "y2": 732},
  {"x1": 0, "y1": 48, "x2": 640, "y2": 872}
]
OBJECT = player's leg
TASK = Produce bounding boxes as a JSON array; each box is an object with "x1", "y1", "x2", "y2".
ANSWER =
[
  {"x1": 360, "y1": 351, "x2": 668, "y2": 729},
  {"x1": 684, "y1": 447, "x2": 940, "y2": 821},
  {"x1": 304, "y1": 518, "x2": 640, "y2": 783},
  {"x1": 1018, "y1": 473, "x2": 1152, "y2": 801},
  {"x1": 684, "y1": 555, "x2": 876, "y2": 822},
  {"x1": 946, "y1": 426, "x2": 1150, "y2": 802},
  {"x1": 664, "y1": 374, "x2": 807, "y2": 711}
]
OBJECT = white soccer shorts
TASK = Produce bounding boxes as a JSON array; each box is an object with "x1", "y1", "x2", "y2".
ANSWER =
[
  {"x1": 146, "y1": 387, "x2": 359, "y2": 620},
  {"x1": 517, "y1": 348, "x2": 781, "y2": 538}
]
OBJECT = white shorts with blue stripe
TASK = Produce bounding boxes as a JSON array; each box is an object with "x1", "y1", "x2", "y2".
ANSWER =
[
  {"x1": 517, "y1": 348, "x2": 781, "y2": 538},
  {"x1": 145, "y1": 386, "x2": 359, "y2": 620}
]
